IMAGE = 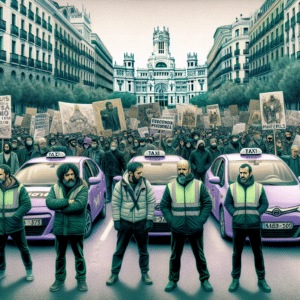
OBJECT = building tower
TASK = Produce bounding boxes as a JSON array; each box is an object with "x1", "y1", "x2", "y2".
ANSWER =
[{"x1": 187, "y1": 53, "x2": 198, "y2": 68}]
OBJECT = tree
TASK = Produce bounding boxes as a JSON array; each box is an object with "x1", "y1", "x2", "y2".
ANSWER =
[
  {"x1": 57, "y1": 84, "x2": 74, "y2": 104},
  {"x1": 190, "y1": 93, "x2": 208, "y2": 107},
  {"x1": 109, "y1": 92, "x2": 137, "y2": 108},
  {"x1": 0, "y1": 76, "x2": 22, "y2": 113},
  {"x1": 73, "y1": 84, "x2": 89, "y2": 104}
]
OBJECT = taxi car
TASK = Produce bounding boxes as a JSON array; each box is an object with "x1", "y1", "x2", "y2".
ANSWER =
[
  {"x1": 14, "y1": 152, "x2": 106, "y2": 240},
  {"x1": 120, "y1": 150, "x2": 184, "y2": 236},
  {"x1": 205, "y1": 148, "x2": 300, "y2": 242}
]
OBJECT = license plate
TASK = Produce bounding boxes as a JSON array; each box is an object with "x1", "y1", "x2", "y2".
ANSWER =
[
  {"x1": 153, "y1": 216, "x2": 166, "y2": 223},
  {"x1": 24, "y1": 219, "x2": 42, "y2": 226},
  {"x1": 262, "y1": 222, "x2": 293, "y2": 229}
]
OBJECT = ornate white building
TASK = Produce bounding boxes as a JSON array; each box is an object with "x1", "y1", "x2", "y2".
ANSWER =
[{"x1": 113, "y1": 27, "x2": 207, "y2": 108}]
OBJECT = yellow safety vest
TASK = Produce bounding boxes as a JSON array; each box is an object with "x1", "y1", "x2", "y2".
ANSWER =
[
  {"x1": 53, "y1": 184, "x2": 84, "y2": 200},
  {"x1": 0, "y1": 184, "x2": 23, "y2": 218}
]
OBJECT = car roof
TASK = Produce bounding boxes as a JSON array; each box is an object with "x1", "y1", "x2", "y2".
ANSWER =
[
  {"x1": 222, "y1": 153, "x2": 281, "y2": 162},
  {"x1": 24, "y1": 156, "x2": 87, "y2": 164},
  {"x1": 131, "y1": 155, "x2": 184, "y2": 163}
]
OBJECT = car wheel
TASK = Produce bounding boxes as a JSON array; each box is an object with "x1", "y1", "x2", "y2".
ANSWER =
[
  {"x1": 84, "y1": 209, "x2": 92, "y2": 238},
  {"x1": 99, "y1": 202, "x2": 106, "y2": 219},
  {"x1": 219, "y1": 206, "x2": 227, "y2": 239}
]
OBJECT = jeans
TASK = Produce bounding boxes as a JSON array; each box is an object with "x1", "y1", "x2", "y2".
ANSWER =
[
  {"x1": 169, "y1": 231, "x2": 210, "y2": 282},
  {"x1": 105, "y1": 175, "x2": 116, "y2": 202},
  {"x1": 111, "y1": 219, "x2": 149, "y2": 275},
  {"x1": 0, "y1": 229, "x2": 32, "y2": 271},
  {"x1": 232, "y1": 228, "x2": 265, "y2": 280},
  {"x1": 55, "y1": 235, "x2": 86, "y2": 281}
]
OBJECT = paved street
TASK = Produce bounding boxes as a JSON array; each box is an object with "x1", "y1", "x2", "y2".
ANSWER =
[{"x1": 1, "y1": 204, "x2": 300, "y2": 300}]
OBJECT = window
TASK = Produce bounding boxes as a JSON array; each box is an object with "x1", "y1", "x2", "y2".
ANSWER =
[
  {"x1": 12, "y1": 14, "x2": 16, "y2": 26},
  {"x1": 36, "y1": 28, "x2": 39, "y2": 37},
  {"x1": 12, "y1": 41, "x2": 16, "y2": 54},
  {"x1": 83, "y1": 162, "x2": 93, "y2": 184},
  {"x1": 177, "y1": 96, "x2": 179, "y2": 103},
  {"x1": 29, "y1": 2, "x2": 32, "y2": 10},
  {"x1": 42, "y1": 52, "x2": 45, "y2": 62},
  {"x1": 243, "y1": 28, "x2": 248, "y2": 35},
  {"x1": 36, "y1": 7, "x2": 39, "y2": 16},
  {"x1": 21, "y1": 20, "x2": 24, "y2": 30},
  {"x1": 182, "y1": 96, "x2": 185, "y2": 103},
  {"x1": 170, "y1": 96, "x2": 173, "y2": 103},
  {"x1": 29, "y1": 47, "x2": 32, "y2": 58},
  {"x1": 0, "y1": 36, "x2": 2, "y2": 50},
  {"x1": 150, "y1": 96, "x2": 152, "y2": 103},
  {"x1": 191, "y1": 81, "x2": 194, "y2": 91},
  {"x1": 48, "y1": 54, "x2": 51, "y2": 62},
  {"x1": 138, "y1": 96, "x2": 140, "y2": 103},
  {"x1": 159, "y1": 42, "x2": 164, "y2": 54},
  {"x1": 235, "y1": 29, "x2": 239, "y2": 37},
  {"x1": 36, "y1": 50, "x2": 39, "y2": 60},
  {"x1": 29, "y1": 23, "x2": 32, "y2": 33},
  {"x1": 21, "y1": 44, "x2": 25, "y2": 56},
  {"x1": 236, "y1": 42, "x2": 239, "y2": 50},
  {"x1": 87, "y1": 160, "x2": 99, "y2": 177},
  {"x1": 128, "y1": 81, "x2": 131, "y2": 92}
]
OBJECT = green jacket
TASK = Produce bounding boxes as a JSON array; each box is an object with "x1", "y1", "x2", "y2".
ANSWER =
[
  {"x1": 160, "y1": 174, "x2": 212, "y2": 235},
  {"x1": 46, "y1": 178, "x2": 88, "y2": 236},
  {"x1": 0, "y1": 176, "x2": 31, "y2": 235}
]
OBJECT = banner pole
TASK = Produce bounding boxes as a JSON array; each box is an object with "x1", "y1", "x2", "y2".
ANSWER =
[
  {"x1": 159, "y1": 130, "x2": 162, "y2": 150},
  {"x1": 273, "y1": 130, "x2": 277, "y2": 156},
  {"x1": 1, "y1": 138, "x2": 3, "y2": 152}
]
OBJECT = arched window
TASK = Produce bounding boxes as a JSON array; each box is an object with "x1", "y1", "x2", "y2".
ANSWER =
[
  {"x1": 11, "y1": 70, "x2": 17, "y2": 79},
  {"x1": 29, "y1": 74, "x2": 33, "y2": 81},
  {"x1": 36, "y1": 75, "x2": 39, "y2": 81},
  {"x1": 21, "y1": 72, "x2": 25, "y2": 81},
  {"x1": 155, "y1": 62, "x2": 167, "y2": 68}
]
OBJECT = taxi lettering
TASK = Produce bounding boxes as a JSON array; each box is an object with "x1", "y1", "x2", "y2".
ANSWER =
[
  {"x1": 246, "y1": 149, "x2": 258, "y2": 154},
  {"x1": 148, "y1": 151, "x2": 159, "y2": 156}
]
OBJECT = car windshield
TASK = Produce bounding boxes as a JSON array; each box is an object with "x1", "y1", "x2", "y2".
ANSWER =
[
  {"x1": 15, "y1": 162, "x2": 79, "y2": 186},
  {"x1": 229, "y1": 160, "x2": 298, "y2": 186},
  {"x1": 141, "y1": 161, "x2": 178, "y2": 185}
]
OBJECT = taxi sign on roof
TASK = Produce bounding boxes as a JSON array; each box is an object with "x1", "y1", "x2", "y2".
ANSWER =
[
  {"x1": 240, "y1": 148, "x2": 262, "y2": 156},
  {"x1": 46, "y1": 152, "x2": 66, "y2": 158},
  {"x1": 144, "y1": 150, "x2": 165, "y2": 157}
]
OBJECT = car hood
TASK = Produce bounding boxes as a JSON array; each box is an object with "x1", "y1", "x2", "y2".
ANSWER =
[
  {"x1": 152, "y1": 185, "x2": 167, "y2": 203},
  {"x1": 24, "y1": 186, "x2": 52, "y2": 207},
  {"x1": 264, "y1": 185, "x2": 300, "y2": 207}
]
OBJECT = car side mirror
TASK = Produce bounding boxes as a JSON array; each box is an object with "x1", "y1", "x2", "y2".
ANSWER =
[
  {"x1": 88, "y1": 177, "x2": 101, "y2": 185},
  {"x1": 209, "y1": 176, "x2": 220, "y2": 185}
]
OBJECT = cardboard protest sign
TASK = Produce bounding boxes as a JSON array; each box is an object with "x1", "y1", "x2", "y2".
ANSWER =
[
  {"x1": 176, "y1": 105, "x2": 197, "y2": 127},
  {"x1": 93, "y1": 98, "x2": 126, "y2": 136},
  {"x1": 14, "y1": 116, "x2": 23, "y2": 127},
  {"x1": 34, "y1": 128, "x2": 45, "y2": 140},
  {"x1": 292, "y1": 134, "x2": 300, "y2": 150},
  {"x1": 233, "y1": 115, "x2": 240, "y2": 125},
  {"x1": 21, "y1": 114, "x2": 32, "y2": 129},
  {"x1": 232, "y1": 123, "x2": 246, "y2": 135},
  {"x1": 47, "y1": 109, "x2": 55, "y2": 118},
  {"x1": 222, "y1": 117, "x2": 234, "y2": 127},
  {"x1": 60, "y1": 102, "x2": 98, "y2": 135},
  {"x1": 239, "y1": 111, "x2": 250, "y2": 124},
  {"x1": 138, "y1": 127, "x2": 149, "y2": 138},
  {"x1": 286, "y1": 110, "x2": 300, "y2": 126},
  {"x1": 224, "y1": 109, "x2": 231, "y2": 117},
  {"x1": 25, "y1": 107, "x2": 37, "y2": 116},
  {"x1": 260, "y1": 91, "x2": 286, "y2": 130},
  {"x1": 248, "y1": 100, "x2": 260, "y2": 112},
  {"x1": 130, "y1": 118, "x2": 140, "y2": 130},
  {"x1": 203, "y1": 116, "x2": 210, "y2": 129},
  {"x1": 30, "y1": 116, "x2": 35, "y2": 136},
  {"x1": 128, "y1": 106, "x2": 138, "y2": 118},
  {"x1": 229, "y1": 105, "x2": 239, "y2": 116},
  {"x1": 0, "y1": 95, "x2": 11, "y2": 138},
  {"x1": 34, "y1": 113, "x2": 50, "y2": 137},
  {"x1": 150, "y1": 129, "x2": 172, "y2": 137},
  {"x1": 50, "y1": 111, "x2": 63, "y2": 134},
  {"x1": 150, "y1": 118, "x2": 174, "y2": 131},
  {"x1": 137, "y1": 103, "x2": 161, "y2": 127},
  {"x1": 206, "y1": 104, "x2": 221, "y2": 126},
  {"x1": 248, "y1": 110, "x2": 261, "y2": 126}
]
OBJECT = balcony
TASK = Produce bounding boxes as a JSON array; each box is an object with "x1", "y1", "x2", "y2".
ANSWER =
[
  {"x1": 243, "y1": 63, "x2": 249, "y2": 70},
  {"x1": 234, "y1": 78, "x2": 241, "y2": 84},
  {"x1": 243, "y1": 48, "x2": 249, "y2": 55},
  {"x1": 10, "y1": 24, "x2": 19, "y2": 37},
  {"x1": 0, "y1": 50, "x2": 6, "y2": 61},
  {"x1": 48, "y1": 43, "x2": 53, "y2": 52},
  {"x1": 35, "y1": 15, "x2": 41, "y2": 25},
  {"x1": 291, "y1": 16, "x2": 296, "y2": 28},
  {"x1": 234, "y1": 49, "x2": 240, "y2": 56},
  {"x1": 234, "y1": 63, "x2": 241, "y2": 70},
  {"x1": 42, "y1": 39, "x2": 47, "y2": 49},
  {"x1": 54, "y1": 48, "x2": 59, "y2": 57},
  {"x1": 20, "y1": 4, "x2": 27, "y2": 16},
  {"x1": 10, "y1": 53, "x2": 19, "y2": 64},
  {"x1": 28, "y1": 58, "x2": 34, "y2": 67},
  {"x1": 243, "y1": 78, "x2": 249, "y2": 83},
  {"x1": 28, "y1": 32, "x2": 34, "y2": 43},
  {"x1": 20, "y1": 29, "x2": 27, "y2": 40},
  {"x1": 28, "y1": 9, "x2": 34, "y2": 21},
  {"x1": 42, "y1": 19, "x2": 47, "y2": 29},
  {"x1": 0, "y1": 19, "x2": 6, "y2": 31},
  {"x1": 48, "y1": 23, "x2": 52, "y2": 33},
  {"x1": 10, "y1": 0, "x2": 18, "y2": 11},
  {"x1": 35, "y1": 60, "x2": 41, "y2": 69},
  {"x1": 48, "y1": 63, "x2": 52, "y2": 72},
  {"x1": 42, "y1": 62, "x2": 47, "y2": 70},
  {"x1": 55, "y1": 29, "x2": 60, "y2": 38},
  {"x1": 35, "y1": 36, "x2": 41, "y2": 47},
  {"x1": 285, "y1": 20, "x2": 290, "y2": 31},
  {"x1": 291, "y1": 53, "x2": 295, "y2": 60},
  {"x1": 19, "y1": 55, "x2": 27, "y2": 66}
]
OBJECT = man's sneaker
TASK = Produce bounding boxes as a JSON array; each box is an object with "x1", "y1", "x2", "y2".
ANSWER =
[
  {"x1": 141, "y1": 273, "x2": 153, "y2": 285},
  {"x1": 201, "y1": 279, "x2": 213, "y2": 292},
  {"x1": 77, "y1": 280, "x2": 88, "y2": 291},
  {"x1": 258, "y1": 279, "x2": 271, "y2": 293},
  {"x1": 49, "y1": 280, "x2": 65, "y2": 292},
  {"x1": 106, "y1": 274, "x2": 118, "y2": 286},
  {"x1": 0, "y1": 270, "x2": 5, "y2": 280},
  {"x1": 164, "y1": 281, "x2": 177, "y2": 292},
  {"x1": 228, "y1": 279, "x2": 239, "y2": 292},
  {"x1": 25, "y1": 270, "x2": 34, "y2": 281}
]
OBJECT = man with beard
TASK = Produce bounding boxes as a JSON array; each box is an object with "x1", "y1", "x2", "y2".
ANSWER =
[
  {"x1": 281, "y1": 145, "x2": 300, "y2": 177},
  {"x1": 19, "y1": 136, "x2": 35, "y2": 166},
  {"x1": 100, "y1": 102, "x2": 121, "y2": 132},
  {"x1": 136, "y1": 138, "x2": 157, "y2": 156},
  {"x1": 106, "y1": 162, "x2": 156, "y2": 286},
  {"x1": 225, "y1": 164, "x2": 270, "y2": 293},
  {"x1": 101, "y1": 141, "x2": 127, "y2": 203},
  {"x1": 160, "y1": 160, "x2": 213, "y2": 293},
  {"x1": 32, "y1": 138, "x2": 52, "y2": 158},
  {"x1": 223, "y1": 134, "x2": 243, "y2": 154},
  {"x1": 66, "y1": 137, "x2": 83, "y2": 157},
  {"x1": 126, "y1": 134, "x2": 134, "y2": 151},
  {"x1": 83, "y1": 138, "x2": 104, "y2": 169},
  {"x1": 189, "y1": 140, "x2": 212, "y2": 182},
  {"x1": 0, "y1": 164, "x2": 33, "y2": 281},
  {"x1": 162, "y1": 138, "x2": 177, "y2": 155},
  {"x1": 46, "y1": 163, "x2": 89, "y2": 292},
  {"x1": 247, "y1": 131, "x2": 267, "y2": 153},
  {"x1": 282, "y1": 130, "x2": 294, "y2": 154},
  {"x1": 181, "y1": 139, "x2": 195, "y2": 160},
  {"x1": 0, "y1": 142, "x2": 19, "y2": 175},
  {"x1": 206, "y1": 138, "x2": 222, "y2": 163}
]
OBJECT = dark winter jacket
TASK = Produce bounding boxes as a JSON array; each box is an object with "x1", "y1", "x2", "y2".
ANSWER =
[
  {"x1": 181, "y1": 139, "x2": 195, "y2": 160},
  {"x1": 19, "y1": 135, "x2": 35, "y2": 166},
  {"x1": 102, "y1": 149, "x2": 127, "y2": 176},
  {"x1": 83, "y1": 145, "x2": 104, "y2": 169},
  {"x1": 223, "y1": 141, "x2": 243, "y2": 154},
  {"x1": 247, "y1": 138, "x2": 267, "y2": 153},
  {"x1": 189, "y1": 142, "x2": 213, "y2": 176},
  {"x1": 0, "y1": 151, "x2": 20, "y2": 175}
]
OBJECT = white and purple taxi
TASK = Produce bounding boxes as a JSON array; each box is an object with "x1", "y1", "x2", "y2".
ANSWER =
[
  {"x1": 205, "y1": 148, "x2": 300, "y2": 242},
  {"x1": 129, "y1": 150, "x2": 184, "y2": 236},
  {"x1": 15, "y1": 152, "x2": 106, "y2": 240}
]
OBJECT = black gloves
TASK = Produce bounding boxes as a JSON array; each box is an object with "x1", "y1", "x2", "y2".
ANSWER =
[{"x1": 144, "y1": 220, "x2": 153, "y2": 231}]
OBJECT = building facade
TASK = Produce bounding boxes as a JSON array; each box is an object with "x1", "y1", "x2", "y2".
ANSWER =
[
  {"x1": 248, "y1": 0, "x2": 285, "y2": 81},
  {"x1": 0, "y1": 0, "x2": 113, "y2": 91},
  {"x1": 113, "y1": 27, "x2": 207, "y2": 108},
  {"x1": 207, "y1": 17, "x2": 250, "y2": 91}
]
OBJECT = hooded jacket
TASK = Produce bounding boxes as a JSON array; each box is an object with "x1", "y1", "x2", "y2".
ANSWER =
[
  {"x1": 19, "y1": 135, "x2": 35, "y2": 166},
  {"x1": 111, "y1": 172, "x2": 156, "y2": 223},
  {"x1": 83, "y1": 144, "x2": 104, "y2": 168},
  {"x1": 102, "y1": 148, "x2": 127, "y2": 176},
  {"x1": 0, "y1": 142, "x2": 20, "y2": 175},
  {"x1": 162, "y1": 138, "x2": 177, "y2": 155},
  {"x1": 181, "y1": 139, "x2": 195, "y2": 160}
]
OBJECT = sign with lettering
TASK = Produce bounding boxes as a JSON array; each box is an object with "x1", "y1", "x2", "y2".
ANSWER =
[
  {"x1": 0, "y1": 95, "x2": 11, "y2": 138},
  {"x1": 240, "y1": 148, "x2": 262, "y2": 155},
  {"x1": 150, "y1": 118, "x2": 174, "y2": 131},
  {"x1": 144, "y1": 150, "x2": 165, "y2": 157}
]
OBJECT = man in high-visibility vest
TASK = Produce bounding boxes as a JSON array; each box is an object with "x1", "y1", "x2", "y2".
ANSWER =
[
  {"x1": 160, "y1": 160, "x2": 213, "y2": 293},
  {"x1": 46, "y1": 163, "x2": 88, "y2": 292},
  {"x1": 0, "y1": 164, "x2": 33, "y2": 281},
  {"x1": 225, "y1": 163, "x2": 270, "y2": 293}
]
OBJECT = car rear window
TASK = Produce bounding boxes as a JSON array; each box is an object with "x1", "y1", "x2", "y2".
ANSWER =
[
  {"x1": 141, "y1": 161, "x2": 178, "y2": 185},
  {"x1": 229, "y1": 160, "x2": 298, "y2": 186},
  {"x1": 15, "y1": 162, "x2": 79, "y2": 186}
]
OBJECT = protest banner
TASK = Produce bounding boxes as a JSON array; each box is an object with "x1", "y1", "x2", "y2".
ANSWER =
[
  {"x1": 0, "y1": 95, "x2": 11, "y2": 139},
  {"x1": 47, "y1": 109, "x2": 55, "y2": 118},
  {"x1": 292, "y1": 135, "x2": 300, "y2": 150},
  {"x1": 150, "y1": 118, "x2": 174, "y2": 131},
  {"x1": 239, "y1": 111, "x2": 250, "y2": 124},
  {"x1": 130, "y1": 118, "x2": 140, "y2": 130},
  {"x1": 286, "y1": 110, "x2": 300, "y2": 126},
  {"x1": 229, "y1": 104, "x2": 239, "y2": 116},
  {"x1": 34, "y1": 113, "x2": 50, "y2": 136},
  {"x1": 222, "y1": 117, "x2": 234, "y2": 127},
  {"x1": 203, "y1": 116, "x2": 210, "y2": 129},
  {"x1": 224, "y1": 109, "x2": 231, "y2": 117},
  {"x1": 206, "y1": 104, "x2": 221, "y2": 126},
  {"x1": 21, "y1": 114, "x2": 32, "y2": 129},
  {"x1": 248, "y1": 100, "x2": 260, "y2": 112},
  {"x1": 30, "y1": 116, "x2": 35, "y2": 136},
  {"x1": 232, "y1": 123, "x2": 246, "y2": 135},
  {"x1": 93, "y1": 98, "x2": 126, "y2": 136},
  {"x1": 128, "y1": 106, "x2": 138, "y2": 118},
  {"x1": 25, "y1": 107, "x2": 37, "y2": 116},
  {"x1": 50, "y1": 111, "x2": 63, "y2": 134},
  {"x1": 34, "y1": 128, "x2": 45, "y2": 140},
  {"x1": 259, "y1": 91, "x2": 286, "y2": 130},
  {"x1": 149, "y1": 129, "x2": 172, "y2": 137},
  {"x1": 138, "y1": 127, "x2": 149, "y2": 138},
  {"x1": 248, "y1": 110, "x2": 261, "y2": 126},
  {"x1": 14, "y1": 116, "x2": 23, "y2": 127},
  {"x1": 137, "y1": 103, "x2": 161, "y2": 127}
]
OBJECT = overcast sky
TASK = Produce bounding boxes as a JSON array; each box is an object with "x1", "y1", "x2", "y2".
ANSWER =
[{"x1": 57, "y1": 0, "x2": 264, "y2": 68}]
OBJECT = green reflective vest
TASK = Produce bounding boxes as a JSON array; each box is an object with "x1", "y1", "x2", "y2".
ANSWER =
[
  {"x1": 53, "y1": 184, "x2": 84, "y2": 200},
  {"x1": 0, "y1": 184, "x2": 23, "y2": 218},
  {"x1": 167, "y1": 179, "x2": 202, "y2": 216},
  {"x1": 230, "y1": 181, "x2": 262, "y2": 217}
]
